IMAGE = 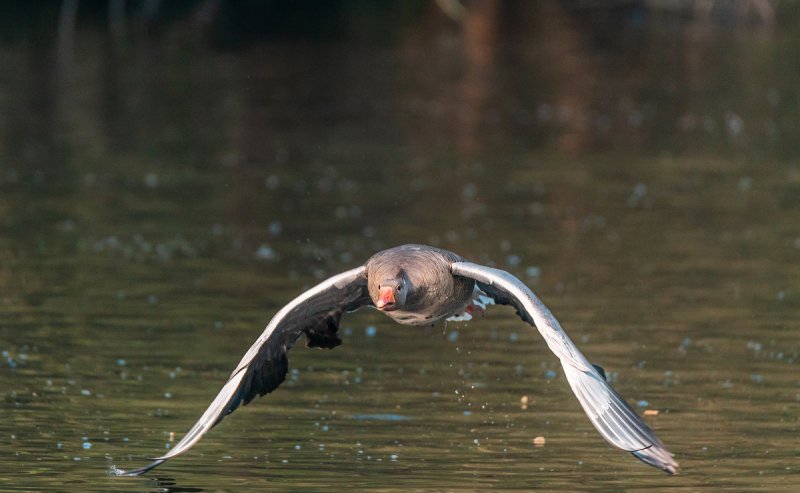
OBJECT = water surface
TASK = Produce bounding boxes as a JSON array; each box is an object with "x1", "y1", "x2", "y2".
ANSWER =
[{"x1": 1, "y1": 2, "x2": 798, "y2": 491}]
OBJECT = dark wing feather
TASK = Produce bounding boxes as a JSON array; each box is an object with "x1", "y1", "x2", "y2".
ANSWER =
[
  {"x1": 451, "y1": 261, "x2": 678, "y2": 475},
  {"x1": 230, "y1": 272, "x2": 369, "y2": 411},
  {"x1": 115, "y1": 266, "x2": 370, "y2": 476}
]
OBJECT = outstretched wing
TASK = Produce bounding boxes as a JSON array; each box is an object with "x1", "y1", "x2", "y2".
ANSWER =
[
  {"x1": 451, "y1": 261, "x2": 678, "y2": 474},
  {"x1": 115, "y1": 266, "x2": 371, "y2": 476}
]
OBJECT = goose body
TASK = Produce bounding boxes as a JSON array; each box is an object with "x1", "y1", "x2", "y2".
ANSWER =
[
  {"x1": 115, "y1": 244, "x2": 679, "y2": 477},
  {"x1": 365, "y1": 245, "x2": 474, "y2": 325}
]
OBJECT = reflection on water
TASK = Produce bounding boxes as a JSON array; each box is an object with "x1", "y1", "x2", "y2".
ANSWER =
[{"x1": 1, "y1": 2, "x2": 799, "y2": 491}]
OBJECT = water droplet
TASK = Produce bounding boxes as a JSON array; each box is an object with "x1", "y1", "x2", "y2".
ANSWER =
[
  {"x1": 525, "y1": 266, "x2": 541, "y2": 278},
  {"x1": 269, "y1": 221, "x2": 282, "y2": 236},
  {"x1": 144, "y1": 173, "x2": 159, "y2": 188},
  {"x1": 725, "y1": 112, "x2": 744, "y2": 136},
  {"x1": 738, "y1": 176, "x2": 752, "y2": 192},
  {"x1": 256, "y1": 245, "x2": 276, "y2": 261}
]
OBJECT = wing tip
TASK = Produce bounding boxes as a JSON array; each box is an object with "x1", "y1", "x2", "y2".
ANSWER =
[
  {"x1": 632, "y1": 446, "x2": 680, "y2": 475},
  {"x1": 108, "y1": 458, "x2": 167, "y2": 477}
]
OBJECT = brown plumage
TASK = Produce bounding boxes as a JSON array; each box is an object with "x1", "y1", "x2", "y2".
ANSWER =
[
  {"x1": 115, "y1": 244, "x2": 678, "y2": 477},
  {"x1": 365, "y1": 244, "x2": 474, "y2": 325}
]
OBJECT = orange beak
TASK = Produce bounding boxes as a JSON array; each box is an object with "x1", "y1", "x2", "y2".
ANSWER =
[{"x1": 376, "y1": 286, "x2": 395, "y2": 310}]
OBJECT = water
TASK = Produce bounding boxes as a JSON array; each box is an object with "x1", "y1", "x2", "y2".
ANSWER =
[{"x1": 1, "y1": 2, "x2": 799, "y2": 491}]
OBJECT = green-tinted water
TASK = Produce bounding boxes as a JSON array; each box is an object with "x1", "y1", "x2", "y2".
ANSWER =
[{"x1": 1, "y1": 2, "x2": 798, "y2": 491}]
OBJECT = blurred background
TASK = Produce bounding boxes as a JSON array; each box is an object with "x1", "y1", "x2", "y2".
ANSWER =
[{"x1": 1, "y1": 1, "x2": 798, "y2": 491}]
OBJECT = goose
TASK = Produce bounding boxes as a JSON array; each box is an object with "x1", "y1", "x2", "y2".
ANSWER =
[{"x1": 115, "y1": 244, "x2": 678, "y2": 476}]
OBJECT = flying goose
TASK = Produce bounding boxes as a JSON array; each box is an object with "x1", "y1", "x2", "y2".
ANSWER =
[{"x1": 115, "y1": 244, "x2": 678, "y2": 476}]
